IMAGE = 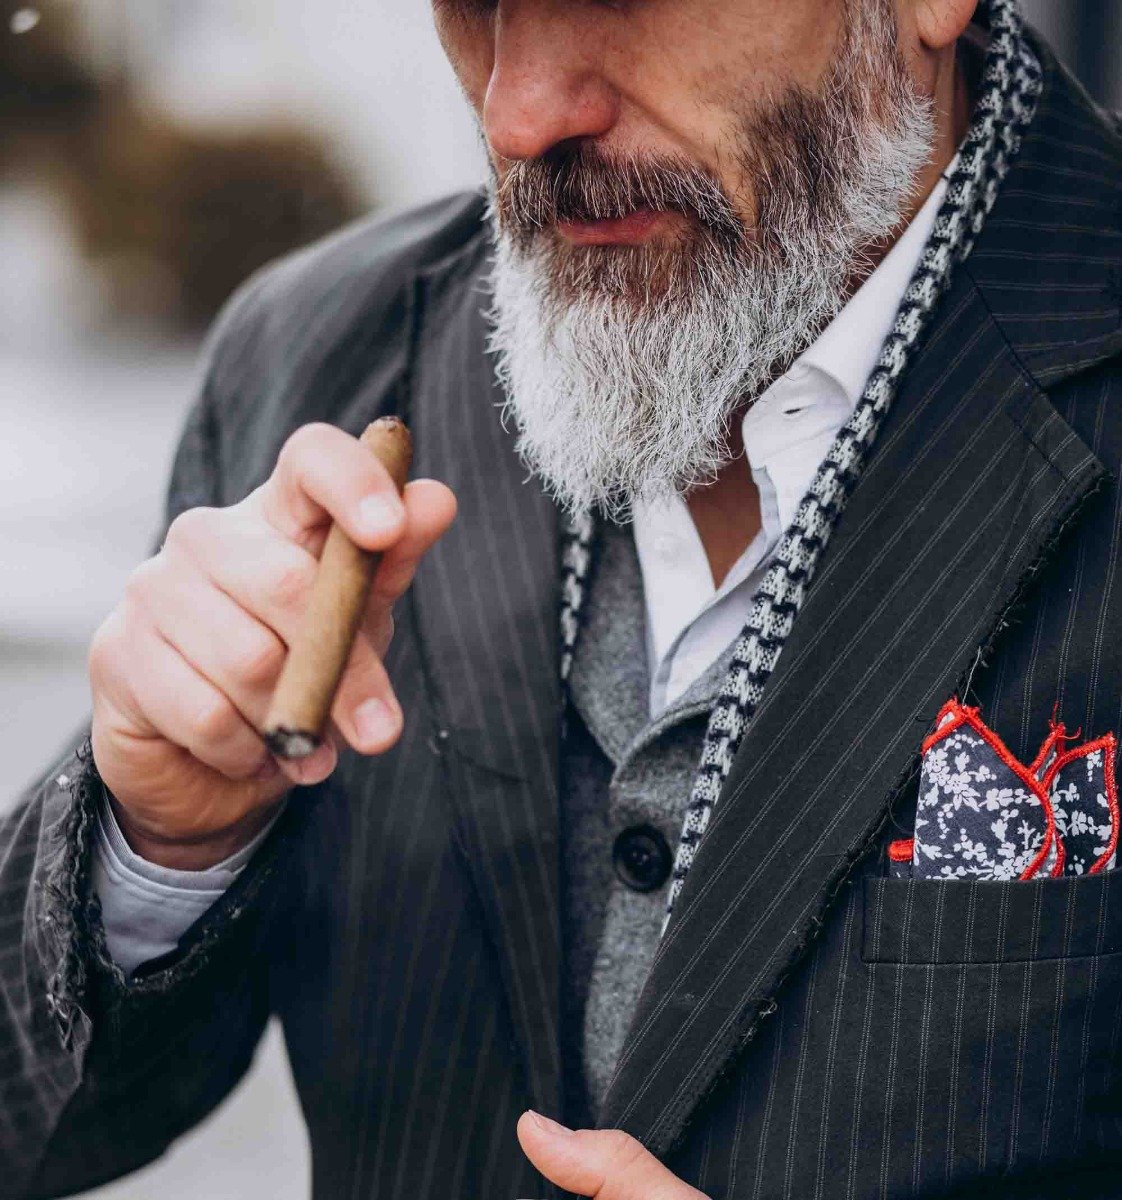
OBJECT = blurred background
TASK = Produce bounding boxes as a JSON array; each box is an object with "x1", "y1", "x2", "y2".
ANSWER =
[{"x1": 0, "y1": 2, "x2": 1117, "y2": 1197}]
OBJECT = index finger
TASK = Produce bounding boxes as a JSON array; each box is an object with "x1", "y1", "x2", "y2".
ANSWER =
[
  {"x1": 253, "y1": 421, "x2": 408, "y2": 554},
  {"x1": 365, "y1": 478, "x2": 458, "y2": 612}
]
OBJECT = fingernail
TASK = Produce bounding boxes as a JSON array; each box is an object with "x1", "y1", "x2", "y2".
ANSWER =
[
  {"x1": 528, "y1": 1111, "x2": 573, "y2": 1136},
  {"x1": 293, "y1": 741, "x2": 335, "y2": 783},
  {"x1": 355, "y1": 697, "x2": 398, "y2": 746},
  {"x1": 358, "y1": 495, "x2": 403, "y2": 542}
]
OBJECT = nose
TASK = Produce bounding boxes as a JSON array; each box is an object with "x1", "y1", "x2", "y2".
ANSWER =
[{"x1": 483, "y1": 4, "x2": 619, "y2": 162}]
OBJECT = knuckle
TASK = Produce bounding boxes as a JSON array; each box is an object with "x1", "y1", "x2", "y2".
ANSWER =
[
  {"x1": 381, "y1": 613, "x2": 395, "y2": 648},
  {"x1": 226, "y1": 747, "x2": 272, "y2": 782},
  {"x1": 334, "y1": 652, "x2": 370, "y2": 700},
  {"x1": 86, "y1": 615, "x2": 119, "y2": 682},
  {"x1": 165, "y1": 505, "x2": 215, "y2": 553},
  {"x1": 365, "y1": 610, "x2": 394, "y2": 657},
  {"x1": 373, "y1": 559, "x2": 413, "y2": 600},
  {"x1": 601, "y1": 1130, "x2": 647, "y2": 1176},
  {"x1": 122, "y1": 556, "x2": 161, "y2": 607},
  {"x1": 191, "y1": 695, "x2": 241, "y2": 746},
  {"x1": 271, "y1": 556, "x2": 316, "y2": 614},
  {"x1": 232, "y1": 632, "x2": 284, "y2": 687},
  {"x1": 281, "y1": 421, "x2": 331, "y2": 466}
]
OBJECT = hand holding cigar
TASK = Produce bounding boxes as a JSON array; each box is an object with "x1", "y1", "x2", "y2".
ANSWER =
[
  {"x1": 264, "y1": 417, "x2": 414, "y2": 759},
  {"x1": 88, "y1": 416, "x2": 455, "y2": 870}
]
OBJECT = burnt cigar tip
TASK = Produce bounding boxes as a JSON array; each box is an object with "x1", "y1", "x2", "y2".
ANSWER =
[
  {"x1": 265, "y1": 727, "x2": 321, "y2": 761},
  {"x1": 371, "y1": 415, "x2": 409, "y2": 436}
]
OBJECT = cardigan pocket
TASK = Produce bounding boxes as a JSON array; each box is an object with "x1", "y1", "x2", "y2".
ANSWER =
[{"x1": 861, "y1": 871, "x2": 1122, "y2": 964}]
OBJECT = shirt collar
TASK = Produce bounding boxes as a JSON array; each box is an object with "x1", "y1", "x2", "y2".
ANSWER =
[{"x1": 794, "y1": 153, "x2": 959, "y2": 409}]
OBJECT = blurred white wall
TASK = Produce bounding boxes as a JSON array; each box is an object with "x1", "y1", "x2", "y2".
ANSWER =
[
  {"x1": 0, "y1": 167, "x2": 316, "y2": 1200},
  {"x1": 75, "y1": 0, "x2": 487, "y2": 209},
  {"x1": 1, "y1": 8, "x2": 484, "y2": 1200},
  {"x1": 1, "y1": 0, "x2": 486, "y2": 792}
]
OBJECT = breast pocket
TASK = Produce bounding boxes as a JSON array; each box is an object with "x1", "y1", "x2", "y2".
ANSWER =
[
  {"x1": 856, "y1": 871, "x2": 1122, "y2": 1183},
  {"x1": 862, "y1": 871, "x2": 1122, "y2": 964}
]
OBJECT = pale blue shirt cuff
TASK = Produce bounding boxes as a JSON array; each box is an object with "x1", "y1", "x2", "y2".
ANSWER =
[{"x1": 92, "y1": 784, "x2": 285, "y2": 974}]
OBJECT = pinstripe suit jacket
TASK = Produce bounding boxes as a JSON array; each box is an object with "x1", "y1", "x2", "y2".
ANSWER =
[{"x1": 4, "y1": 33, "x2": 1122, "y2": 1200}]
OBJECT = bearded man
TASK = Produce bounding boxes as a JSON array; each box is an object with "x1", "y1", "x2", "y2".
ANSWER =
[{"x1": 4, "y1": 0, "x2": 1122, "y2": 1196}]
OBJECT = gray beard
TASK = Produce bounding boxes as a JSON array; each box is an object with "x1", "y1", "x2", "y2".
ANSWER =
[{"x1": 484, "y1": 22, "x2": 935, "y2": 521}]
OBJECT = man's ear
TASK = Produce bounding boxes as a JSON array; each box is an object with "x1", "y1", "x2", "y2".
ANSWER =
[{"x1": 912, "y1": 0, "x2": 978, "y2": 51}]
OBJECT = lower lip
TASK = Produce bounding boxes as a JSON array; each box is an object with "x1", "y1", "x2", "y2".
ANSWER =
[{"x1": 556, "y1": 209, "x2": 665, "y2": 246}]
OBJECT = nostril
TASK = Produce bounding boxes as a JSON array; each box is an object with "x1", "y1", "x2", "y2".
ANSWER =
[{"x1": 484, "y1": 50, "x2": 619, "y2": 165}]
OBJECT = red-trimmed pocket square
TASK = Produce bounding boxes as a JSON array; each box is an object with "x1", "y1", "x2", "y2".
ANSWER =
[{"x1": 888, "y1": 699, "x2": 1119, "y2": 881}]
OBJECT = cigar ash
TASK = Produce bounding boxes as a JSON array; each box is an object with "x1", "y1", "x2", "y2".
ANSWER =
[{"x1": 265, "y1": 726, "x2": 321, "y2": 760}]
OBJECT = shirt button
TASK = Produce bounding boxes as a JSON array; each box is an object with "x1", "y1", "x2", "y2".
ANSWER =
[{"x1": 612, "y1": 825, "x2": 673, "y2": 893}]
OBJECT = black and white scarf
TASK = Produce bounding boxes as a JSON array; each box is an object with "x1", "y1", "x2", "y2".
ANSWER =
[{"x1": 558, "y1": 0, "x2": 1044, "y2": 933}]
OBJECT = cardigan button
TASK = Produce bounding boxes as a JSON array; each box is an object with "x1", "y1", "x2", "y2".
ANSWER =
[{"x1": 612, "y1": 825, "x2": 673, "y2": 893}]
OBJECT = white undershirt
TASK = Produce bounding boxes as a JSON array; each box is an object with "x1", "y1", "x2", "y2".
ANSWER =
[{"x1": 633, "y1": 158, "x2": 955, "y2": 717}]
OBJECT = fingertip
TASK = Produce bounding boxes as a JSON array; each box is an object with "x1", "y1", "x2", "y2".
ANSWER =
[
  {"x1": 516, "y1": 1112, "x2": 592, "y2": 1195},
  {"x1": 356, "y1": 494, "x2": 407, "y2": 550},
  {"x1": 519, "y1": 1111, "x2": 574, "y2": 1143},
  {"x1": 352, "y1": 696, "x2": 403, "y2": 754},
  {"x1": 515, "y1": 1110, "x2": 551, "y2": 1168},
  {"x1": 516, "y1": 1109, "x2": 540, "y2": 1147},
  {"x1": 404, "y1": 479, "x2": 458, "y2": 534},
  {"x1": 276, "y1": 737, "x2": 337, "y2": 786}
]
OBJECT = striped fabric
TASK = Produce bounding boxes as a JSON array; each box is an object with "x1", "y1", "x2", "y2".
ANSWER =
[
  {"x1": 0, "y1": 16, "x2": 1119, "y2": 1200},
  {"x1": 558, "y1": 0, "x2": 1045, "y2": 932}
]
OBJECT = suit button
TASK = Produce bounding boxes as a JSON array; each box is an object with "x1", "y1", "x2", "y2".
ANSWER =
[{"x1": 612, "y1": 825, "x2": 673, "y2": 893}]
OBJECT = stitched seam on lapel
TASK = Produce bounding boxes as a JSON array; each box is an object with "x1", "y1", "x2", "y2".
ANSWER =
[
  {"x1": 400, "y1": 224, "x2": 511, "y2": 783},
  {"x1": 404, "y1": 233, "x2": 565, "y2": 1117},
  {"x1": 606, "y1": 398, "x2": 1066, "y2": 1115},
  {"x1": 606, "y1": 358, "x2": 1108, "y2": 1148},
  {"x1": 397, "y1": 266, "x2": 476, "y2": 870},
  {"x1": 639, "y1": 380, "x2": 1054, "y2": 969},
  {"x1": 644, "y1": 462, "x2": 1107, "y2": 1155},
  {"x1": 716, "y1": 329, "x2": 1023, "y2": 752},
  {"x1": 688, "y1": 380, "x2": 1104, "y2": 870},
  {"x1": 617, "y1": 462, "x2": 1054, "y2": 1093},
  {"x1": 610, "y1": 455, "x2": 1061, "y2": 1117}
]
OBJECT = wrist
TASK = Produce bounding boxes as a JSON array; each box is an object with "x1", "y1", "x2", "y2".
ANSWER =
[{"x1": 106, "y1": 792, "x2": 286, "y2": 871}]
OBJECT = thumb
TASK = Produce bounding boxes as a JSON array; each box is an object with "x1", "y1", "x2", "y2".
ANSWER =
[{"x1": 516, "y1": 1112, "x2": 709, "y2": 1200}]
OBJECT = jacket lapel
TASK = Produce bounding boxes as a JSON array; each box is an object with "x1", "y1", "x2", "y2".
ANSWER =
[
  {"x1": 599, "y1": 273, "x2": 1105, "y2": 1152},
  {"x1": 406, "y1": 234, "x2": 565, "y2": 1117},
  {"x1": 600, "y1": 44, "x2": 1120, "y2": 1150}
]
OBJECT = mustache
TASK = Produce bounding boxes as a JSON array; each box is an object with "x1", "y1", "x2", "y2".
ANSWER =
[{"x1": 493, "y1": 144, "x2": 745, "y2": 250}]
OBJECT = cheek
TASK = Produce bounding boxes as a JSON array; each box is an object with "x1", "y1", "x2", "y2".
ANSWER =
[
  {"x1": 602, "y1": 7, "x2": 783, "y2": 167},
  {"x1": 432, "y1": 11, "x2": 493, "y2": 113}
]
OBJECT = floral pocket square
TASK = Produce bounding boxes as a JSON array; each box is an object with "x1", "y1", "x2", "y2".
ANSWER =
[{"x1": 889, "y1": 699, "x2": 1119, "y2": 881}]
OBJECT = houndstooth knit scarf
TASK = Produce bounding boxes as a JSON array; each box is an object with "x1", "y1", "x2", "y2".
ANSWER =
[{"x1": 558, "y1": 0, "x2": 1044, "y2": 933}]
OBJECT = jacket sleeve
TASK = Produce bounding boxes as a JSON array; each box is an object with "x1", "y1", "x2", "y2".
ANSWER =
[{"x1": 0, "y1": 278, "x2": 305, "y2": 1199}]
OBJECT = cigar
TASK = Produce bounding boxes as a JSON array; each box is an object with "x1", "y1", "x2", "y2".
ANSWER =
[{"x1": 263, "y1": 416, "x2": 413, "y2": 760}]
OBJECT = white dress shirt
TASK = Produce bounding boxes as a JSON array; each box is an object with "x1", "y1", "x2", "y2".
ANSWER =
[
  {"x1": 94, "y1": 157, "x2": 955, "y2": 972},
  {"x1": 634, "y1": 158, "x2": 954, "y2": 716}
]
